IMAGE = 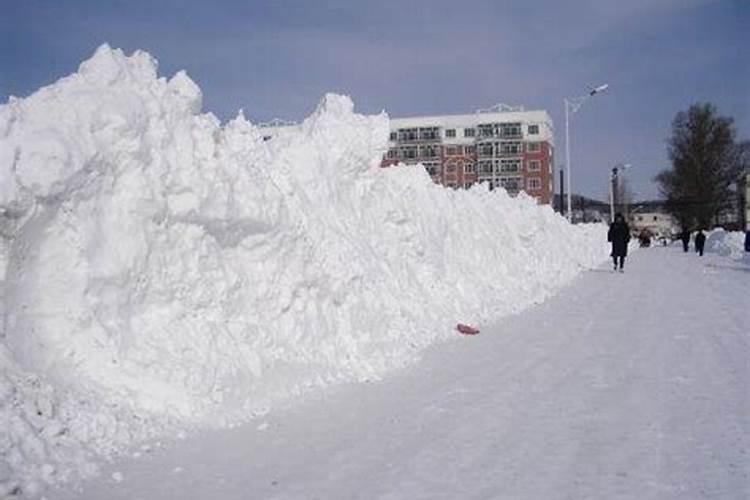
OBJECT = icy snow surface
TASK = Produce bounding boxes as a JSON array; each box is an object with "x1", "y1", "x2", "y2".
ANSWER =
[
  {"x1": 0, "y1": 45, "x2": 608, "y2": 496},
  {"x1": 51, "y1": 246, "x2": 750, "y2": 500}
]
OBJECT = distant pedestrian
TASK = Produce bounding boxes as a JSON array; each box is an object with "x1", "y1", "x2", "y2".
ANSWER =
[
  {"x1": 695, "y1": 229, "x2": 706, "y2": 256},
  {"x1": 638, "y1": 229, "x2": 651, "y2": 248},
  {"x1": 608, "y1": 213, "x2": 631, "y2": 272},
  {"x1": 679, "y1": 228, "x2": 690, "y2": 252}
]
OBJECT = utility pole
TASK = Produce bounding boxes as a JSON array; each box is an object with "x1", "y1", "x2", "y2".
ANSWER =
[
  {"x1": 559, "y1": 169, "x2": 565, "y2": 215},
  {"x1": 610, "y1": 167, "x2": 617, "y2": 223},
  {"x1": 564, "y1": 83, "x2": 609, "y2": 221}
]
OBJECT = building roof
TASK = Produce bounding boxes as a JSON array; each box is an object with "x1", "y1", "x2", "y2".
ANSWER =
[{"x1": 389, "y1": 109, "x2": 552, "y2": 128}]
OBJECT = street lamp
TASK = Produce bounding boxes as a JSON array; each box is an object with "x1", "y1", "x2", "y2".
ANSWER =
[
  {"x1": 610, "y1": 163, "x2": 632, "y2": 223},
  {"x1": 564, "y1": 83, "x2": 609, "y2": 221}
]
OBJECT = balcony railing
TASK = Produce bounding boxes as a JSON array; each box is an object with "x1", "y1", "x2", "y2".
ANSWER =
[
  {"x1": 477, "y1": 123, "x2": 523, "y2": 139},
  {"x1": 476, "y1": 143, "x2": 524, "y2": 158},
  {"x1": 396, "y1": 127, "x2": 441, "y2": 143}
]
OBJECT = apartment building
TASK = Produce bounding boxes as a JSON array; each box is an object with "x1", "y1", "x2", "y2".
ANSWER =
[{"x1": 381, "y1": 107, "x2": 555, "y2": 204}]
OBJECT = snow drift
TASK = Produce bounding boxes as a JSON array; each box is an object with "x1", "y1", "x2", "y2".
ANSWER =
[
  {"x1": 705, "y1": 229, "x2": 747, "y2": 260},
  {"x1": 1, "y1": 45, "x2": 609, "y2": 495}
]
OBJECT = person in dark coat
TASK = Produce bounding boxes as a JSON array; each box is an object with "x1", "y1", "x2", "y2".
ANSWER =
[
  {"x1": 695, "y1": 229, "x2": 706, "y2": 256},
  {"x1": 745, "y1": 230, "x2": 750, "y2": 252},
  {"x1": 608, "y1": 213, "x2": 631, "y2": 272},
  {"x1": 679, "y1": 228, "x2": 690, "y2": 252}
]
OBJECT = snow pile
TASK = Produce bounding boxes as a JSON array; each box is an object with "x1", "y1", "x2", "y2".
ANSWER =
[
  {"x1": 705, "y1": 229, "x2": 746, "y2": 259},
  {"x1": 0, "y1": 45, "x2": 608, "y2": 495}
]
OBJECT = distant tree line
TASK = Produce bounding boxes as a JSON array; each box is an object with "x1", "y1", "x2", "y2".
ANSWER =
[{"x1": 655, "y1": 103, "x2": 749, "y2": 229}]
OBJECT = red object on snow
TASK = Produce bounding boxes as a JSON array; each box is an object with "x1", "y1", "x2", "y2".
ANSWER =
[{"x1": 456, "y1": 323, "x2": 480, "y2": 335}]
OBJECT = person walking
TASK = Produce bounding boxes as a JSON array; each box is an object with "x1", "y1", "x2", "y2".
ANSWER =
[
  {"x1": 608, "y1": 213, "x2": 631, "y2": 272},
  {"x1": 695, "y1": 229, "x2": 706, "y2": 256},
  {"x1": 679, "y1": 228, "x2": 690, "y2": 252}
]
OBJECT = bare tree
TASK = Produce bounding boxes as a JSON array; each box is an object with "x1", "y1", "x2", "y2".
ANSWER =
[{"x1": 655, "y1": 103, "x2": 745, "y2": 229}]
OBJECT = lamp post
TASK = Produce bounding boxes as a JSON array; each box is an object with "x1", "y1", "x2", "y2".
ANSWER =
[
  {"x1": 564, "y1": 83, "x2": 609, "y2": 221},
  {"x1": 610, "y1": 163, "x2": 632, "y2": 223}
]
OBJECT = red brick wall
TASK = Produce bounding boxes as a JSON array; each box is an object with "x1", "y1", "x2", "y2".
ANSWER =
[{"x1": 522, "y1": 142, "x2": 554, "y2": 204}]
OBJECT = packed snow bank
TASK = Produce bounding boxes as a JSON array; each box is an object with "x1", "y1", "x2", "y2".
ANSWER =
[
  {"x1": 705, "y1": 229, "x2": 746, "y2": 260},
  {"x1": 0, "y1": 45, "x2": 608, "y2": 495}
]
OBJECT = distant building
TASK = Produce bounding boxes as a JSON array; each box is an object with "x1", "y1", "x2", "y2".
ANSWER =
[
  {"x1": 628, "y1": 211, "x2": 678, "y2": 238},
  {"x1": 382, "y1": 105, "x2": 555, "y2": 204}
]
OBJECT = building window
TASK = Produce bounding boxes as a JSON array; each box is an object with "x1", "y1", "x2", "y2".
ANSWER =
[
  {"x1": 478, "y1": 143, "x2": 494, "y2": 157},
  {"x1": 499, "y1": 123, "x2": 522, "y2": 137},
  {"x1": 464, "y1": 128, "x2": 476, "y2": 137},
  {"x1": 478, "y1": 124, "x2": 495, "y2": 138},
  {"x1": 528, "y1": 160, "x2": 541, "y2": 172},
  {"x1": 445, "y1": 128, "x2": 456, "y2": 138},
  {"x1": 419, "y1": 127, "x2": 439, "y2": 141},
  {"x1": 424, "y1": 162, "x2": 440, "y2": 176},
  {"x1": 528, "y1": 124, "x2": 539, "y2": 135},
  {"x1": 464, "y1": 163, "x2": 475, "y2": 173},
  {"x1": 387, "y1": 149, "x2": 398, "y2": 159},
  {"x1": 398, "y1": 128, "x2": 419, "y2": 142},
  {"x1": 446, "y1": 145, "x2": 463, "y2": 156},
  {"x1": 465, "y1": 145, "x2": 476, "y2": 155},
  {"x1": 500, "y1": 159, "x2": 521, "y2": 173},
  {"x1": 527, "y1": 177, "x2": 542, "y2": 190},
  {"x1": 500, "y1": 177, "x2": 523, "y2": 191},
  {"x1": 500, "y1": 141, "x2": 522, "y2": 155},
  {"x1": 526, "y1": 142, "x2": 541, "y2": 153},
  {"x1": 479, "y1": 160, "x2": 493, "y2": 174},
  {"x1": 401, "y1": 146, "x2": 417, "y2": 159},
  {"x1": 419, "y1": 145, "x2": 439, "y2": 158},
  {"x1": 389, "y1": 132, "x2": 397, "y2": 141},
  {"x1": 446, "y1": 164, "x2": 456, "y2": 173}
]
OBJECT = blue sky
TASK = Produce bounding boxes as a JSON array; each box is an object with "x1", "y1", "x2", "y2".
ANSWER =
[{"x1": 2, "y1": 0, "x2": 748, "y2": 200}]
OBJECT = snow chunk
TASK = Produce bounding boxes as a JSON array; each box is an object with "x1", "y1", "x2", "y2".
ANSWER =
[
  {"x1": 167, "y1": 70, "x2": 202, "y2": 115},
  {"x1": 705, "y1": 229, "x2": 746, "y2": 259}
]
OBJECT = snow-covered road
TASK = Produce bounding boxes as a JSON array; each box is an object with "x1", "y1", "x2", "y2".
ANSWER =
[{"x1": 52, "y1": 246, "x2": 750, "y2": 500}]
